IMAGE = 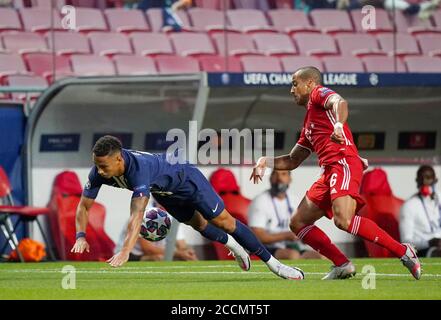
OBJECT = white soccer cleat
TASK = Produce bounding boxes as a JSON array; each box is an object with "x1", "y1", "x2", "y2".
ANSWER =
[
  {"x1": 322, "y1": 261, "x2": 356, "y2": 280},
  {"x1": 227, "y1": 247, "x2": 251, "y2": 271},
  {"x1": 274, "y1": 264, "x2": 305, "y2": 280},
  {"x1": 400, "y1": 243, "x2": 422, "y2": 280}
]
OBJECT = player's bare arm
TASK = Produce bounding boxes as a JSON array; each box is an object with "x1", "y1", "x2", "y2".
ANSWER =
[
  {"x1": 249, "y1": 145, "x2": 310, "y2": 184},
  {"x1": 71, "y1": 195, "x2": 94, "y2": 254},
  {"x1": 325, "y1": 94, "x2": 348, "y2": 145},
  {"x1": 107, "y1": 195, "x2": 149, "y2": 268}
]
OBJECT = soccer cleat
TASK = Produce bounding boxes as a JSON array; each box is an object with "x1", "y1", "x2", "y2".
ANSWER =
[
  {"x1": 227, "y1": 247, "x2": 251, "y2": 271},
  {"x1": 275, "y1": 264, "x2": 305, "y2": 280},
  {"x1": 322, "y1": 261, "x2": 356, "y2": 280},
  {"x1": 400, "y1": 243, "x2": 422, "y2": 280}
]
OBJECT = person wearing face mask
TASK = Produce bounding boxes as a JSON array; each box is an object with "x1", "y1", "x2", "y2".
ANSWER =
[
  {"x1": 248, "y1": 170, "x2": 321, "y2": 259},
  {"x1": 400, "y1": 165, "x2": 441, "y2": 257}
]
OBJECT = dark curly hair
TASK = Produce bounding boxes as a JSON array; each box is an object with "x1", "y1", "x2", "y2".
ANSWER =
[{"x1": 92, "y1": 135, "x2": 122, "y2": 157}]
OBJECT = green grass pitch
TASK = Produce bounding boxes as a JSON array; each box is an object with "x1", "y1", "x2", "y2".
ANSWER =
[{"x1": 1, "y1": 258, "x2": 440, "y2": 300}]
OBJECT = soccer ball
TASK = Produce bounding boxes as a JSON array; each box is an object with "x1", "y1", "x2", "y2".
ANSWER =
[{"x1": 140, "y1": 207, "x2": 172, "y2": 242}]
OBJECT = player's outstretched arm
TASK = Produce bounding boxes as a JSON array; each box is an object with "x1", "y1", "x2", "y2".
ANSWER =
[
  {"x1": 107, "y1": 196, "x2": 149, "y2": 268},
  {"x1": 249, "y1": 145, "x2": 311, "y2": 184},
  {"x1": 71, "y1": 195, "x2": 94, "y2": 254}
]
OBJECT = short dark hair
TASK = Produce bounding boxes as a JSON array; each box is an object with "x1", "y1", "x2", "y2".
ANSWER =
[
  {"x1": 93, "y1": 135, "x2": 122, "y2": 157},
  {"x1": 417, "y1": 165, "x2": 435, "y2": 179},
  {"x1": 295, "y1": 66, "x2": 322, "y2": 84}
]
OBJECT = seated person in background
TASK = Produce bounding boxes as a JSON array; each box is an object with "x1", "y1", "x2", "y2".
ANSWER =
[
  {"x1": 248, "y1": 169, "x2": 322, "y2": 260},
  {"x1": 384, "y1": 0, "x2": 441, "y2": 20},
  {"x1": 400, "y1": 165, "x2": 441, "y2": 257},
  {"x1": 116, "y1": 208, "x2": 198, "y2": 261}
]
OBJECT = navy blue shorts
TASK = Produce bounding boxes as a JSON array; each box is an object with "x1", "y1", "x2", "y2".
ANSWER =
[{"x1": 152, "y1": 166, "x2": 225, "y2": 223}]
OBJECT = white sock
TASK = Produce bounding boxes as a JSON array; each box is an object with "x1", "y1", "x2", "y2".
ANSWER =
[
  {"x1": 224, "y1": 234, "x2": 239, "y2": 250},
  {"x1": 265, "y1": 256, "x2": 281, "y2": 273}
]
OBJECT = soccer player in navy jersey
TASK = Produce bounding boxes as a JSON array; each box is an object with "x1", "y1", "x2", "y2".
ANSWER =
[{"x1": 71, "y1": 135, "x2": 304, "y2": 280}]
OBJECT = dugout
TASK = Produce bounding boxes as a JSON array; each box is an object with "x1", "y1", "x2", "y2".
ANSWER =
[{"x1": 23, "y1": 72, "x2": 441, "y2": 258}]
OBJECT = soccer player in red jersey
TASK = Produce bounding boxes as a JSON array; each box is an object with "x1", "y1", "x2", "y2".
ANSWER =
[{"x1": 250, "y1": 67, "x2": 422, "y2": 280}]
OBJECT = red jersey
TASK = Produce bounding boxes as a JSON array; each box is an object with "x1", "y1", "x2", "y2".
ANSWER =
[{"x1": 296, "y1": 85, "x2": 359, "y2": 166}]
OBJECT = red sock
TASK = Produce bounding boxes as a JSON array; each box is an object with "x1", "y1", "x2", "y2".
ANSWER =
[
  {"x1": 297, "y1": 225, "x2": 349, "y2": 266},
  {"x1": 349, "y1": 216, "x2": 406, "y2": 258}
]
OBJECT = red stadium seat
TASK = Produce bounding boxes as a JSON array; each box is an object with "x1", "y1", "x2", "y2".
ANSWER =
[
  {"x1": 188, "y1": 8, "x2": 239, "y2": 33},
  {"x1": 252, "y1": 33, "x2": 297, "y2": 56},
  {"x1": 293, "y1": 33, "x2": 338, "y2": 57},
  {"x1": 227, "y1": 9, "x2": 276, "y2": 33},
  {"x1": 198, "y1": 55, "x2": 242, "y2": 72},
  {"x1": 3, "y1": 74, "x2": 48, "y2": 100},
  {"x1": 155, "y1": 55, "x2": 200, "y2": 74},
  {"x1": 19, "y1": 8, "x2": 63, "y2": 32},
  {"x1": 30, "y1": 0, "x2": 66, "y2": 9},
  {"x1": 131, "y1": 32, "x2": 174, "y2": 56},
  {"x1": 0, "y1": 8, "x2": 23, "y2": 32},
  {"x1": 393, "y1": 9, "x2": 439, "y2": 34},
  {"x1": 322, "y1": 56, "x2": 365, "y2": 72},
  {"x1": 88, "y1": 32, "x2": 133, "y2": 56},
  {"x1": 433, "y1": 9, "x2": 441, "y2": 29},
  {"x1": 280, "y1": 56, "x2": 324, "y2": 73},
  {"x1": 274, "y1": 0, "x2": 293, "y2": 8},
  {"x1": 23, "y1": 52, "x2": 72, "y2": 82},
  {"x1": 113, "y1": 54, "x2": 157, "y2": 75},
  {"x1": 416, "y1": 33, "x2": 441, "y2": 56},
  {"x1": 46, "y1": 31, "x2": 91, "y2": 55},
  {"x1": 377, "y1": 33, "x2": 420, "y2": 57},
  {"x1": 0, "y1": 53, "x2": 28, "y2": 79},
  {"x1": 240, "y1": 56, "x2": 282, "y2": 72},
  {"x1": 233, "y1": 0, "x2": 270, "y2": 10},
  {"x1": 74, "y1": 8, "x2": 108, "y2": 32},
  {"x1": 146, "y1": 8, "x2": 191, "y2": 32},
  {"x1": 362, "y1": 56, "x2": 407, "y2": 72},
  {"x1": 267, "y1": 9, "x2": 319, "y2": 34},
  {"x1": 335, "y1": 33, "x2": 385, "y2": 57},
  {"x1": 194, "y1": 0, "x2": 233, "y2": 10},
  {"x1": 310, "y1": 9, "x2": 354, "y2": 34},
  {"x1": 169, "y1": 32, "x2": 217, "y2": 57},
  {"x1": 212, "y1": 32, "x2": 258, "y2": 56},
  {"x1": 2, "y1": 32, "x2": 48, "y2": 54},
  {"x1": 104, "y1": 8, "x2": 150, "y2": 33},
  {"x1": 404, "y1": 56, "x2": 441, "y2": 72},
  {"x1": 350, "y1": 8, "x2": 393, "y2": 34},
  {"x1": 70, "y1": 54, "x2": 116, "y2": 76}
]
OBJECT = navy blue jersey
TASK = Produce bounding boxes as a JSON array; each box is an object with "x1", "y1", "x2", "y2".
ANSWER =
[{"x1": 83, "y1": 149, "x2": 189, "y2": 199}]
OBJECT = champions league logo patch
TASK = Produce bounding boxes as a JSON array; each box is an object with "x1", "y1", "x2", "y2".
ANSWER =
[
  {"x1": 319, "y1": 87, "x2": 332, "y2": 97},
  {"x1": 85, "y1": 181, "x2": 91, "y2": 190}
]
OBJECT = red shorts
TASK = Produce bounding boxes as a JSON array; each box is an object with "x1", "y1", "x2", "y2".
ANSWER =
[{"x1": 306, "y1": 156, "x2": 365, "y2": 219}]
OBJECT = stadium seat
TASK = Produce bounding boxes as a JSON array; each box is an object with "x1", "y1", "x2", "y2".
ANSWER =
[
  {"x1": 2, "y1": 32, "x2": 48, "y2": 54},
  {"x1": 433, "y1": 9, "x2": 441, "y2": 29},
  {"x1": 74, "y1": 8, "x2": 108, "y2": 32},
  {"x1": 212, "y1": 33, "x2": 258, "y2": 56},
  {"x1": 3, "y1": 74, "x2": 48, "y2": 100},
  {"x1": 0, "y1": 53, "x2": 28, "y2": 79},
  {"x1": 335, "y1": 33, "x2": 385, "y2": 57},
  {"x1": 188, "y1": 8, "x2": 239, "y2": 33},
  {"x1": 280, "y1": 56, "x2": 324, "y2": 73},
  {"x1": 322, "y1": 56, "x2": 365, "y2": 72},
  {"x1": 19, "y1": 8, "x2": 63, "y2": 32},
  {"x1": 198, "y1": 55, "x2": 243, "y2": 72},
  {"x1": 194, "y1": 0, "x2": 233, "y2": 10},
  {"x1": 46, "y1": 31, "x2": 91, "y2": 55},
  {"x1": 252, "y1": 33, "x2": 297, "y2": 56},
  {"x1": 404, "y1": 56, "x2": 441, "y2": 72},
  {"x1": 274, "y1": 0, "x2": 292, "y2": 8},
  {"x1": 169, "y1": 32, "x2": 217, "y2": 57},
  {"x1": 416, "y1": 33, "x2": 441, "y2": 56},
  {"x1": 70, "y1": 54, "x2": 116, "y2": 75},
  {"x1": 267, "y1": 9, "x2": 319, "y2": 34},
  {"x1": 377, "y1": 33, "x2": 420, "y2": 57},
  {"x1": 240, "y1": 56, "x2": 282, "y2": 72},
  {"x1": 0, "y1": 8, "x2": 23, "y2": 32},
  {"x1": 0, "y1": 166, "x2": 55, "y2": 262},
  {"x1": 113, "y1": 54, "x2": 157, "y2": 75},
  {"x1": 362, "y1": 56, "x2": 407, "y2": 72},
  {"x1": 233, "y1": 0, "x2": 270, "y2": 10},
  {"x1": 310, "y1": 9, "x2": 354, "y2": 34},
  {"x1": 227, "y1": 9, "x2": 276, "y2": 33},
  {"x1": 155, "y1": 55, "x2": 200, "y2": 74},
  {"x1": 88, "y1": 32, "x2": 133, "y2": 56},
  {"x1": 104, "y1": 8, "x2": 150, "y2": 33},
  {"x1": 293, "y1": 33, "x2": 338, "y2": 57},
  {"x1": 146, "y1": 8, "x2": 191, "y2": 32},
  {"x1": 393, "y1": 9, "x2": 439, "y2": 34},
  {"x1": 350, "y1": 8, "x2": 393, "y2": 34},
  {"x1": 130, "y1": 32, "x2": 174, "y2": 56},
  {"x1": 23, "y1": 52, "x2": 72, "y2": 82},
  {"x1": 30, "y1": 0, "x2": 66, "y2": 9}
]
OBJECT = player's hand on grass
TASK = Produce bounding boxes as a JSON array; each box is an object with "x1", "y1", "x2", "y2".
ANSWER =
[
  {"x1": 71, "y1": 237, "x2": 90, "y2": 254},
  {"x1": 249, "y1": 157, "x2": 267, "y2": 184},
  {"x1": 107, "y1": 250, "x2": 130, "y2": 268},
  {"x1": 331, "y1": 122, "x2": 345, "y2": 145}
]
